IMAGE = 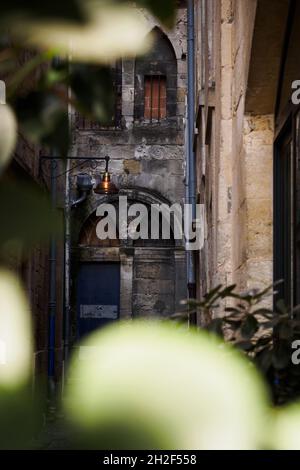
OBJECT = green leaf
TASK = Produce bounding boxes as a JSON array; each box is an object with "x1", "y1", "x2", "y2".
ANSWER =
[
  {"x1": 0, "y1": 1, "x2": 86, "y2": 25},
  {"x1": 0, "y1": 181, "x2": 62, "y2": 251},
  {"x1": 219, "y1": 284, "x2": 237, "y2": 298},
  {"x1": 235, "y1": 341, "x2": 254, "y2": 351},
  {"x1": 252, "y1": 308, "x2": 274, "y2": 318},
  {"x1": 41, "y1": 67, "x2": 69, "y2": 89},
  {"x1": 236, "y1": 303, "x2": 247, "y2": 310},
  {"x1": 241, "y1": 315, "x2": 259, "y2": 339},
  {"x1": 203, "y1": 284, "x2": 223, "y2": 302},
  {"x1": 259, "y1": 320, "x2": 278, "y2": 329},
  {"x1": 134, "y1": 0, "x2": 176, "y2": 28},
  {"x1": 272, "y1": 341, "x2": 291, "y2": 370},
  {"x1": 256, "y1": 348, "x2": 273, "y2": 373},
  {"x1": 223, "y1": 319, "x2": 242, "y2": 331},
  {"x1": 276, "y1": 321, "x2": 293, "y2": 340},
  {"x1": 206, "y1": 318, "x2": 224, "y2": 338},
  {"x1": 14, "y1": 91, "x2": 69, "y2": 156},
  {"x1": 255, "y1": 335, "x2": 272, "y2": 347},
  {"x1": 0, "y1": 105, "x2": 17, "y2": 174},
  {"x1": 0, "y1": 1, "x2": 177, "y2": 29},
  {"x1": 276, "y1": 299, "x2": 289, "y2": 315},
  {"x1": 224, "y1": 307, "x2": 241, "y2": 314},
  {"x1": 12, "y1": 2, "x2": 150, "y2": 64},
  {"x1": 69, "y1": 64, "x2": 114, "y2": 124},
  {"x1": 248, "y1": 283, "x2": 277, "y2": 301},
  {"x1": 7, "y1": 52, "x2": 50, "y2": 99}
]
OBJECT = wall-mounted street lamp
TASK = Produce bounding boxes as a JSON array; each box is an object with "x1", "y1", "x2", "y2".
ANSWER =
[
  {"x1": 94, "y1": 156, "x2": 118, "y2": 195},
  {"x1": 75, "y1": 156, "x2": 118, "y2": 199},
  {"x1": 40, "y1": 155, "x2": 118, "y2": 198}
]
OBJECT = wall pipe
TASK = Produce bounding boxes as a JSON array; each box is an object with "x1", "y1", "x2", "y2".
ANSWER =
[
  {"x1": 63, "y1": 157, "x2": 110, "y2": 372},
  {"x1": 45, "y1": 152, "x2": 109, "y2": 393},
  {"x1": 64, "y1": 50, "x2": 73, "y2": 371},
  {"x1": 64, "y1": 162, "x2": 71, "y2": 368},
  {"x1": 64, "y1": 179, "x2": 89, "y2": 367},
  {"x1": 48, "y1": 56, "x2": 61, "y2": 399},
  {"x1": 48, "y1": 159, "x2": 57, "y2": 397},
  {"x1": 187, "y1": 0, "x2": 197, "y2": 303}
]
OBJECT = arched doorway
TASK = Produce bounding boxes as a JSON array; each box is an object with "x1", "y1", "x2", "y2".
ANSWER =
[
  {"x1": 72, "y1": 189, "x2": 186, "y2": 339},
  {"x1": 76, "y1": 211, "x2": 120, "y2": 339}
]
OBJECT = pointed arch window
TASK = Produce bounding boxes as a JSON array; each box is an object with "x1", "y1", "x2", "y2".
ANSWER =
[{"x1": 135, "y1": 27, "x2": 177, "y2": 122}]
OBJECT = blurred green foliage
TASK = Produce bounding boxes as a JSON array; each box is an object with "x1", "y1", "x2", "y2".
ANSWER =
[
  {"x1": 178, "y1": 283, "x2": 300, "y2": 404},
  {"x1": 135, "y1": 0, "x2": 176, "y2": 27},
  {"x1": 0, "y1": 1, "x2": 86, "y2": 24},
  {"x1": 64, "y1": 320, "x2": 270, "y2": 450},
  {"x1": 3, "y1": 0, "x2": 300, "y2": 452},
  {"x1": 0, "y1": 181, "x2": 62, "y2": 254},
  {"x1": 0, "y1": 0, "x2": 177, "y2": 249},
  {"x1": 0, "y1": 1, "x2": 176, "y2": 157},
  {"x1": 0, "y1": 384, "x2": 42, "y2": 449},
  {"x1": 0, "y1": 1, "x2": 176, "y2": 28}
]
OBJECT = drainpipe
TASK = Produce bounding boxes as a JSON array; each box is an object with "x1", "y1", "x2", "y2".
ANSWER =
[
  {"x1": 64, "y1": 46, "x2": 93, "y2": 376},
  {"x1": 64, "y1": 181, "x2": 89, "y2": 367},
  {"x1": 70, "y1": 189, "x2": 90, "y2": 208},
  {"x1": 64, "y1": 173, "x2": 92, "y2": 374},
  {"x1": 63, "y1": 50, "x2": 73, "y2": 377},
  {"x1": 48, "y1": 159, "x2": 57, "y2": 398},
  {"x1": 64, "y1": 164, "x2": 71, "y2": 369},
  {"x1": 48, "y1": 56, "x2": 61, "y2": 400},
  {"x1": 187, "y1": 0, "x2": 197, "y2": 306}
]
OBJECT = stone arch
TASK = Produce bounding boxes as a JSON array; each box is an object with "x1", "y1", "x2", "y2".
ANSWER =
[
  {"x1": 78, "y1": 209, "x2": 120, "y2": 247},
  {"x1": 73, "y1": 187, "x2": 184, "y2": 249},
  {"x1": 141, "y1": 16, "x2": 183, "y2": 61},
  {"x1": 134, "y1": 27, "x2": 178, "y2": 121},
  {"x1": 72, "y1": 187, "x2": 184, "y2": 321}
]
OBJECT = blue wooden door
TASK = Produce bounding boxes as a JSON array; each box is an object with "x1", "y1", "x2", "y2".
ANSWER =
[{"x1": 77, "y1": 262, "x2": 120, "y2": 338}]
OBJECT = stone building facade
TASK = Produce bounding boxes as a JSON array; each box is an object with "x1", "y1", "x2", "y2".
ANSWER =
[
  {"x1": 67, "y1": 4, "x2": 188, "y2": 342},
  {"x1": 193, "y1": 0, "x2": 300, "y2": 316},
  {"x1": 1, "y1": 3, "x2": 188, "y2": 385}
]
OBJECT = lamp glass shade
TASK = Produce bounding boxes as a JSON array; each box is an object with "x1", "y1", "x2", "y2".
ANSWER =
[{"x1": 94, "y1": 172, "x2": 118, "y2": 195}]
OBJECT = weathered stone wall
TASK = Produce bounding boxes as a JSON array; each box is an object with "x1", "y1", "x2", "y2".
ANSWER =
[
  {"x1": 133, "y1": 248, "x2": 175, "y2": 318},
  {"x1": 231, "y1": 0, "x2": 273, "y2": 294},
  {"x1": 239, "y1": 115, "x2": 273, "y2": 292},
  {"x1": 71, "y1": 8, "x2": 187, "y2": 206},
  {"x1": 194, "y1": 0, "x2": 274, "y2": 312}
]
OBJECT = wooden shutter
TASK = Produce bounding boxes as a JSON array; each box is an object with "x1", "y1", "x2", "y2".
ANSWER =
[{"x1": 144, "y1": 75, "x2": 166, "y2": 121}]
